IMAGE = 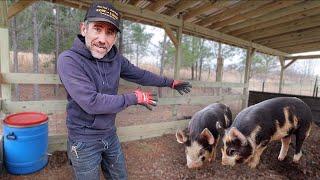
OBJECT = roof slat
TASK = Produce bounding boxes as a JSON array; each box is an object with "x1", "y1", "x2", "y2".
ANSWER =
[
  {"x1": 197, "y1": 0, "x2": 270, "y2": 27},
  {"x1": 255, "y1": 26, "x2": 320, "y2": 45},
  {"x1": 240, "y1": 14, "x2": 320, "y2": 41},
  {"x1": 279, "y1": 41, "x2": 320, "y2": 53},
  {"x1": 145, "y1": 0, "x2": 172, "y2": 12},
  {"x1": 223, "y1": 1, "x2": 320, "y2": 32},
  {"x1": 165, "y1": 0, "x2": 200, "y2": 17},
  {"x1": 209, "y1": 0, "x2": 301, "y2": 30},
  {"x1": 182, "y1": 1, "x2": 234, "y2": 21},
  {"x1": 229, "y1": 5, "x2": 320, "y2": 36}
]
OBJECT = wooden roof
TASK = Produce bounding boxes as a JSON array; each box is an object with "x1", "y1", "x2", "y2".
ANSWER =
[{"x1": 7, "y1": 0, "x2": 320, "y2": 57}]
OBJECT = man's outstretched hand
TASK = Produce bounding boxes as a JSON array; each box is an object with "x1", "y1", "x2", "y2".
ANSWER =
[
  {"x1": 134, "y1": 88, "x2": 158, "y2": 111},
  {"x1": 171, "y1": 80, "x2": 192, "y2": 95}
]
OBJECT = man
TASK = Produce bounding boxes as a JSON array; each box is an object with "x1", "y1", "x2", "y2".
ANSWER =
[{"x1": 57, "y1": 2, "x2": 191, "y2": 180}]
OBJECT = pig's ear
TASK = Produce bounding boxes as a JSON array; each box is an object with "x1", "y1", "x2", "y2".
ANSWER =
[
  {"x1": 229, "y1": 127, "x2": 247, "y2": 146},
  {"x1": 176, "y1": 129, "x2": 188, "y2": 144},
  {"x1": 200, "y1": 128, "x2": 215, "y2": 145}
]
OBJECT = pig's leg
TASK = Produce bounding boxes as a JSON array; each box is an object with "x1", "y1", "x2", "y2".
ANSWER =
[
  {"x1": 248, "y1": 146, "x2": 266, "y2": 168},
  {"x1": 278, "y1": 136, "x2": 291, "y2": 161},
  {"x1": 209, "y1": 137, "x2": 220, "y2": 162},
  {"x1": 293, "y1": 124, "x2": 311, "y2": 163}
]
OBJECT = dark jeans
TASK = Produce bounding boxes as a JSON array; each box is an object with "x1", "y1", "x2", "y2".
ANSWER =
[{"x1": 67, "y1": 134, "x2": 127, "y2": 180}]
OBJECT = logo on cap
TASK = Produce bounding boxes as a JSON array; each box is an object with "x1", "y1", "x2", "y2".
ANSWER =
[{"x1": 96, "y1": 5, "x2": 119, "y2": 21}]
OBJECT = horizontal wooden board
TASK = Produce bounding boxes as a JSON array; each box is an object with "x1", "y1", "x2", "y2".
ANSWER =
[
  {"x1": 48, "y1": 120, "x2": 189, "y2": 152},
  {"x1": 1, "y1": 95, "x2": 244, "y2": 114}
]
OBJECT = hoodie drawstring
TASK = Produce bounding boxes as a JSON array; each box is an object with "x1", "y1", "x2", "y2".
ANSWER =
[{"x1": 96, "y1": 60, "x2": 109, "y2": 92}]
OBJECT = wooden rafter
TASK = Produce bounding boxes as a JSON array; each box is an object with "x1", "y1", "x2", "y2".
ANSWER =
[
  {"x1": 209, "y1": 1, "x2": 301, "y2": 30},
  {"x1": 240, "y1": 14, "x2": 320, "y2": 41},
  {"x1": 145, "y1": 0, "x2": 172, "y2": 12},
  {"x1": 197, "y1": 0, "x2": 269, "y2": 27},
  {"x1": 230, "y1": 5, "x2": 320, "y2": 36},
  {"x1": 165, "y1": 0, "x2": 199, "y2": 17},
  {"x1": 7, "y1": 0, "x2": 37, "y2": 19},
  {"x1": 270, "y1": 36, "x2": 320, "y2": 49},
  {"x1": 182, "y1": 1, "x2": 233, "y2": 21},
  {"x1": 279, "y1": 42, "x2": 320, "y2": 53},
  {"x1": 255, "y1": 26, "x2": 320, "y2": 45}
]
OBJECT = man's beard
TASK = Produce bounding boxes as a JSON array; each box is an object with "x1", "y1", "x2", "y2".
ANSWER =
[{"x1": 86, "y1": 41, "x2": 111, "y2": 59}]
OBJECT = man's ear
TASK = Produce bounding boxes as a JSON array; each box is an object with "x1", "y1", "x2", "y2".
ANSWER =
[
  {"x1": 80, "y1": 22, "x2": 86, "y2": 36},
  {"x1": 176, "y1": 129, "x2": 188, "y2": 144},
  {"x1": 200, "y1": 128, "x2": 215, "y2": 145},
  {"x1": 229, "y1": 127, "x2": 247, "y2": 146}
]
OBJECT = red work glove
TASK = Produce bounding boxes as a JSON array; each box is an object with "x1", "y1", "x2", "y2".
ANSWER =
[
  {"x1": 171, "y1": 80, "x2": 192, "y2": 95},
  {"x1": 134, "y1": 88, "x2": 158, "y2": 111}
]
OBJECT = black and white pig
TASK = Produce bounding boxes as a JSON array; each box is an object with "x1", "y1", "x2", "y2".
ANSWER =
[
  {"x1": 221, "y1": 97, "x2": 312, "y2": 168},
  {"x1": 176, "y1": 103, "x2": 232, "y2": 169}
]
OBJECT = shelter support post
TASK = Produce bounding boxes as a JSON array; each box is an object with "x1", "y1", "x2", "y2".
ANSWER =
[
  {"x1": 216, "y1": 42, "x2": 223, "y2": 95},
  {"x1": 241, "y1": 48, "x2": 255, "y2": 109},
  {"x1": 279, "y1": 57, "x2": 296, "y2": 93},
  {"x1": 0, "y1": 0, "x2": 11, "y2": 104},
  {"x1": 165, "y1": 20, "x2": 183, "y2": 120}
]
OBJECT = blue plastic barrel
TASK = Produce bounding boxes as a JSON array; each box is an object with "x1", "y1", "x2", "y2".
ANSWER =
[{"x1": 3, "y1": 112, "x2": 48, "y2": 175}]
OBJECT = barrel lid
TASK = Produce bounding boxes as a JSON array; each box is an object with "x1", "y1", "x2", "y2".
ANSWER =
[{"x1": 4, "y1": 112, "x2": 48, "y2": 127}]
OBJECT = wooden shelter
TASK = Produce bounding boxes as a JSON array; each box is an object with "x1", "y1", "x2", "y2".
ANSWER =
[{"x1": 1, "y1": 0, "x2": 320, "y2": 152}]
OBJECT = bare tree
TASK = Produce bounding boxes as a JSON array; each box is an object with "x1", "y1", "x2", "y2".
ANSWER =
[
  {"x1": 32, "y1": 3, "x2": 40, "y2": 100},
  {"x1": 10, "y1": 15, "x2": 20, "y2": 100},
  {"x1": 54, "y1": 5, "x2": 60, "y2": 96}
]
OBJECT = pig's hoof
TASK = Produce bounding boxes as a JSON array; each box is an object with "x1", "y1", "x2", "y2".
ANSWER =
[
  {"x1": 278, "y1": 155, "x2": 285, "y2": 161},
  {"x1": 293, "y1": 152, "x2": 302, "y2": 163}
]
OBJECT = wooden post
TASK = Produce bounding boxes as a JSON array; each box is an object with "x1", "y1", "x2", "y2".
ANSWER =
[
  {"x1": 279, "y1": 57, "x2": 296, "y2": 93},
  {"x1": 171, "y1": 18, "x2": 183, "y2": 120},
  {"x1": 0, "y1": 0, "x2": 11, "y2": 103},
  {"x1": 215, "y1": 42, "x2": 223, "y2": 96},
  {"x1": 242, "y1": 48, "x2": 255, "y2": 109},
  {"x1": 279, "y1": 56, "x2": 285, "y2": 93}
]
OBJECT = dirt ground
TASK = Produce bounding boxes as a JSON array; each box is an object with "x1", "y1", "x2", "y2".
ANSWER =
[{"x1": 1, "y1": 123, "x2": 320, "y2": 180}]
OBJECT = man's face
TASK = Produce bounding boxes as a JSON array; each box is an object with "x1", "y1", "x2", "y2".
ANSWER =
[{"x1": 80, "y1": 21, "x2": 117, "y2": 59}]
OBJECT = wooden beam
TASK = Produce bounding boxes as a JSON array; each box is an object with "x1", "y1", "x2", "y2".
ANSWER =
[
  {"x1": 165, "y1": 0, "x2": 199, "y2": 17},
  {"x1": 48, "y1": 120, "x2": 190, "y2": 152},
  {"x1": 209, "y1": 1, "x2": 301, "y2": 30},
  {"x1": 225, "y1": 1, "x2": 320, "y2": 35},
  {"x1": 145, "y1": 0, "x2": 172, "y2": 12},
  {"x1": 285, "y1": 55, "x2": 320, "y2": 60},
  {"x1": 279, "y1": 56, "x2": 285, "y2": 93},
  {"x1": 161, "y1": 23, "x2": 178, "y2": 48},
  {"x1": 7, "y1": 0, "x2": 37, "y2": 19},
  {"x1": 0, "y1": 0, "x2": 8, "y2": 27},
  {"x1": 1, "y1": 95, "x2": 245, "y2": 114},
  {"x1": 198, "y1": 1, "x2": 270, "y2": 27},
  {"x1": 47, "y1": 0, "x2": 289, "y2": 57},
  {"x1": 242, "y1": 48, "x2": 255, "y2": 109},
  {"x1": 229, "y1": 5, "x2": 320, "y2": 36},
  {"x1": 279, "y1": 41, "x2": 320, "y2": 54},
  {"x1": 255, "y1": 26, "x2": 320, "y2": 46},
  {"x1": 183, "y1": 1, "x2": 233, "y2": 21},
  {"x1": 240, "y1": 14, "x2": 320, "y2": 41},
  {"x1": 0, "y1": 72, "x2": 246, "y2": 88}
]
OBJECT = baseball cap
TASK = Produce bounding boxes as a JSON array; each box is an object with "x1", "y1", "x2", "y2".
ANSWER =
[{"x1": 84, "y1": 1, "x2": 121, "y2": 32}]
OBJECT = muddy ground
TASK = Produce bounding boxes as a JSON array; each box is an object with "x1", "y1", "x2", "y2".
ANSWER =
[{"x1": 1, "y1": 123, "x2": 320, "y2": 180}]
